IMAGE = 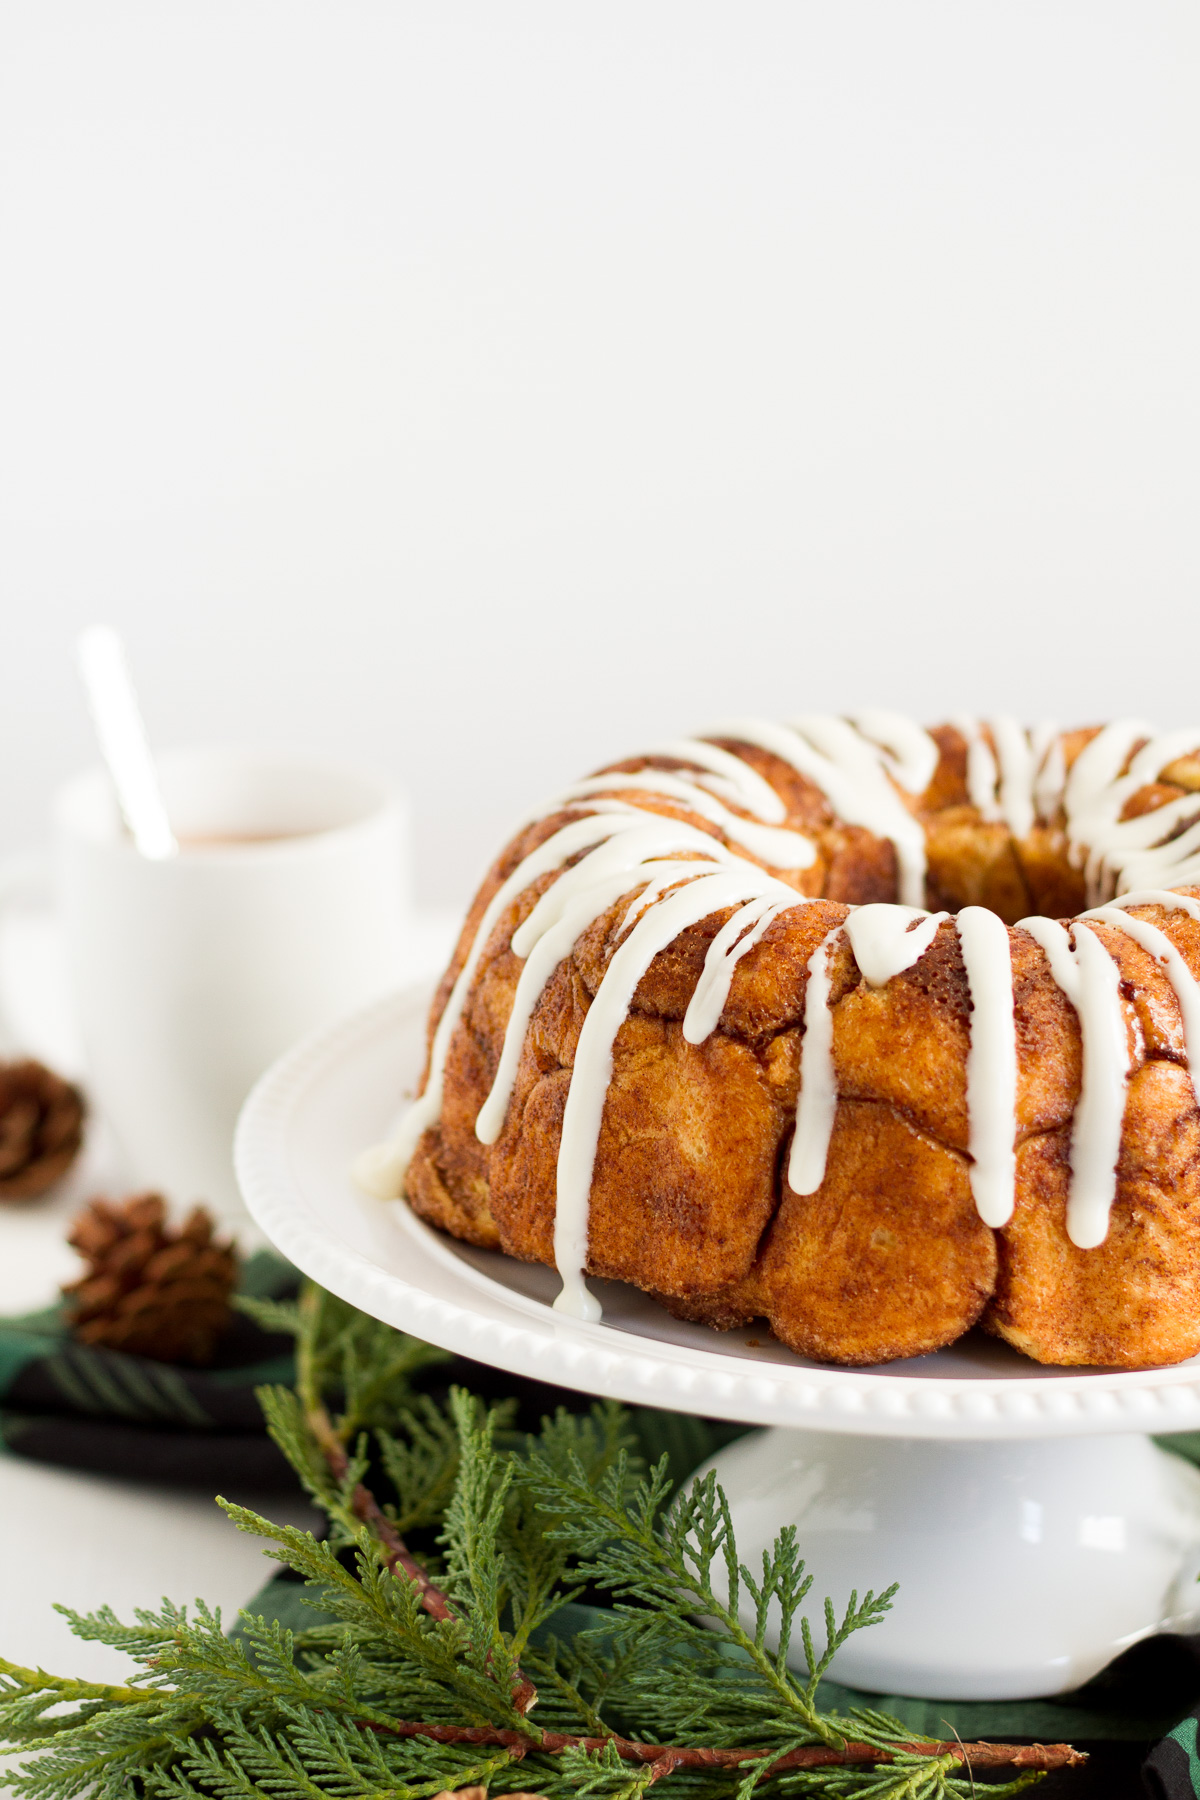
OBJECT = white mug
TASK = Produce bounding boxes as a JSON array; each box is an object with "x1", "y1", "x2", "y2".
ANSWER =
[{"x1": 49, "y1": 745, "x2": 411, "y2": 1229}]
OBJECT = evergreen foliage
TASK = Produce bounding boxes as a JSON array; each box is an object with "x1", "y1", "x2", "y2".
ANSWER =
[{"x1": 0, "y1": 1286, "x2": 1050, "y2": 1799}]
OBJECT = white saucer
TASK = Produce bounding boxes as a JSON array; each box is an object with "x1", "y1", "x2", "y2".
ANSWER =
[{"x1": 234, "y1": 985, "x2": 1200, "y2": 1443}]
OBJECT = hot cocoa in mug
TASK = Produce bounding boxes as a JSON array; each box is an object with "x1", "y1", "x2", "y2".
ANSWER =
[{"x1": 53, "y1": 747, "x2": 411, "y2": 1229}]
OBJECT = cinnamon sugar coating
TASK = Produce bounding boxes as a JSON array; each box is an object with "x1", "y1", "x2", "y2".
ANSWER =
[{"x1": 403, "y1": 724, "x2": 1200, "y2": 1368}]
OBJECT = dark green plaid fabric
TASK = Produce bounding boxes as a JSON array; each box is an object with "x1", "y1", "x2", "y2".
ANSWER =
[
  {"x1": 0, "y1": 1250, "x2": 302, "y2": 1497},
  {"x1": 5, "y1": 1268, "x2": 1200, "y2": 1792},
  {"x1": 1147, "y1": 1716, "x2": 1200, "y2": 1799}
]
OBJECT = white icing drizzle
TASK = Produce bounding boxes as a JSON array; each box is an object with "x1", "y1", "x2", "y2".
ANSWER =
[
  {"x1": 353, "y1": 809, "x2": 718, "y2": 1198},
  {"x1": 788, "y1": 904, "x2": 949, "y2": 1196},
  {"x1": 1062, "y1": 722, "x2": 1200, "y2": 902},
  {"x1": 951, "y1": 716, "x2": 1040, "y2": 838},
  {"x1": 474, "y1": 865, "x2": 694, "y2": 1149},
  {"x1": 846, "y1": 710, "x2": 940, "y2": 795},
  {"x1": 1017, "y1": 916, "x2": 1131, "y2": 1248},
  {"x1": 552, "y1": 865, "x2": 801, "y2": 1319},
  {"x1": 788, "y1": 926, "x2": 842, "y2": 1196},
  {"x1": 642, "y1": 737, "x2": 789, "y2": 823},
  {"x1": 1064, "y1": 925, "x2": 1131, "y2": 1252},
  {"x1": 1017, "y1": 915, "x2": 1083, "y2": 1007},
  {"x1": 955, "y1": 906, "x2": 1018, "y2": 1228},
  {"x1": 990, "y1": 716, "x2": 1037, "y2": 840},
  {"x1": 843, "y1": 904, "x2": 948, "y2": 987},
  {"x1": 682, "y1": 895, "x2": 794, "y2": 1044},
  {"x1": 356, "y1": 712, "x2": 1200, "y2": 1324},
  {"x1": 715, "y1": 716, "x2": 932, "y2": 908},
  {"x1": 1091, "y1": 889, "x2": 1200, "y2": 924},
  {"x1": 472, "y1": 813, "x2": 769, "y2": 1148},
  {"x1": 1031, "y1": 721, "x2": 1066, "y2": 824},
  {"x1": 1015, "y1": 888, "x2": 1200, "y2": 1248},
  {"x1": 619, "y1": 863, "x2": 713, "y2": 933},
  {"x1": 509, "y1": 821, "x2": 735, "y2": 958},
  {"x1": 1063, "y1": 722, "x2": 1147, "y2": 882},
  {"x1": 952, "y1": 716, "x2": 1002, "y2": 822},
  {"x1": 410, "y1": 793, "x2": 801, "y2": 1316},
  {"x1": 550, "y1": 771, "x2": 817, "y2": 868},
  {"x1": 469, "y1": 834, "x2": 738, "y2": 1143},
  {"x1": 1086, "y1": 906, "x2": 1200, "y2": 1091}
]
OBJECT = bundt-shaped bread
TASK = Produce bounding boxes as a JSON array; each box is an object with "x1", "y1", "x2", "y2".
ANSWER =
[{"x1": 359, "y1": 717, "x2": 1200, "y2": 1368}]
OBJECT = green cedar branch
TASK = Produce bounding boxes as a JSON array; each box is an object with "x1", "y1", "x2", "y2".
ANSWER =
[
  {"x1": 278, "y1": 1293, "x2": 1078, "y2": 1782},
  {"x1": 0, "y1": 1283, "x2": 1086, "y2": 1799},
  {"x1": 300, "y1": 1374, "x2": 456, "y2": 1624},
  {"x1": 290, "y1": 1284, "x2": 539, "y2": 1717}
]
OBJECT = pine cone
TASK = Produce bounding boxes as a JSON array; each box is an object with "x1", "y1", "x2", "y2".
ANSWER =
[
  {"x1": 63, "y1": 1194, "x2": 238, "y2": 1364},
  {"x1": 0, "y1": 1059, "x2": 85, "y2": 1201}
]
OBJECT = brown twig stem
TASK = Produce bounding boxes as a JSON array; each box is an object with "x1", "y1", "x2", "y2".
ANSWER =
[
  {"x1": 302, "y1": 1391, "x2": 540, "y2": 1715},
  {"x1": 304, "y1": 1397, "x2": 454, "y2": 1619},
  {"x1": 362, "y1": 1716, "x2": 1085, "y2": 1778}
]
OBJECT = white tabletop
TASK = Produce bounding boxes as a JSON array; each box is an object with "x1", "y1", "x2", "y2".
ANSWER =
[{"x1": 0, "y1": 1112, "x2": 324, "y2": 1686}]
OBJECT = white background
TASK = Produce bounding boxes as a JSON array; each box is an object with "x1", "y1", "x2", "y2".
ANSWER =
[
  {"x1": 0, "y1": 1, "x2": 1197, "y2": 1724},
  {"x1": 1, "y1": 1, "x2": 1198, "y2": 905}
]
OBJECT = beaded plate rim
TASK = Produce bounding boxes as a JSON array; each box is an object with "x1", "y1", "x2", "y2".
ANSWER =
[{"x1": 234, "y1": 986, "x2": 1200, "y2": 1441}]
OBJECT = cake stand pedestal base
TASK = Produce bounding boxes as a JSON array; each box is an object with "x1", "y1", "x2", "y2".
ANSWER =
[{"x1": 696, "y1": 1428, "x2": 1200, "y2": 1700}]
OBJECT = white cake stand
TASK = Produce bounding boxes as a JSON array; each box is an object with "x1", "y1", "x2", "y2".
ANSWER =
[{"x1": 234, "y1": 986, "x2": 1200, "y2": 1702}]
